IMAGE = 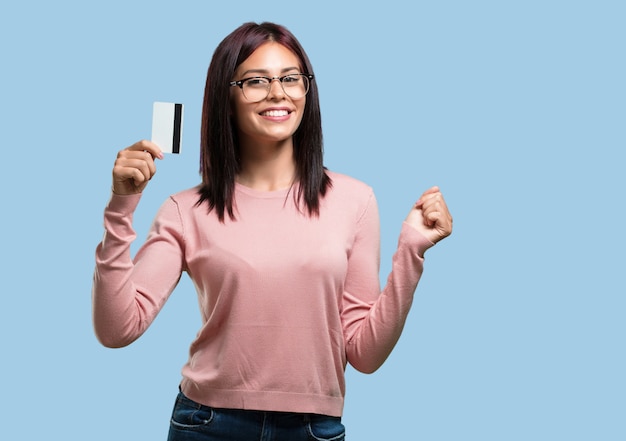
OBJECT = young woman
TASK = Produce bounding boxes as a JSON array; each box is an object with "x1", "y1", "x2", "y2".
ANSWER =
[{"x1": 93, "y1": 22, "x2": 452, "y2": 441}]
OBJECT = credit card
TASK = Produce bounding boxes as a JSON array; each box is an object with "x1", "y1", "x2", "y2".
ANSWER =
[{"x1": 151, "y1": 102, "x2": 183, "y2": 154}]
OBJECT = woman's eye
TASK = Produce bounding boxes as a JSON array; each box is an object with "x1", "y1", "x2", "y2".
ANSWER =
[
  {"x1": 245, "y1": 78, "x2": 269, "y2": 88},
  {"x1": 282, "y1": 75, "x2": 300, "y2": 84}
]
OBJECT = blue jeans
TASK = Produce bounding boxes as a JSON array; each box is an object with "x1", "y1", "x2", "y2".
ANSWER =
[{"x1": 167, "y1": 391, "x2": 346, "y2": 441}]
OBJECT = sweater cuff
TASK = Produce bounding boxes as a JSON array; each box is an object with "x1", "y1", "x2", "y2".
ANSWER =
[
  {"x1": 400, "y1": 222, "x2": 435, "y2": 257},
  {"x1": 105, "y1": 192, "x2": 142, "y2": 215}
]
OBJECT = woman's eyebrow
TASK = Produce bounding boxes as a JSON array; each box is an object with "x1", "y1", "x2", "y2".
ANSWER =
[{"x1": 240, "y1": 66, "x2": 300, "y2": 77}]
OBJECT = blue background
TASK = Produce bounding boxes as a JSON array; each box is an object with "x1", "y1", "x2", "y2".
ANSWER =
[{"x1": 1, "y1": 1, "x2": 624, "y2": 439}]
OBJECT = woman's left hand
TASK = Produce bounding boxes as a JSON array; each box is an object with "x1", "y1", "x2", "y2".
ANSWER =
[{"x1": 404, "y1": 186, "x2": 453, "y2": 244}]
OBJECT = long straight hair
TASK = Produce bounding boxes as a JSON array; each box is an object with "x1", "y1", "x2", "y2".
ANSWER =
[{"x1": 197, "y1": 22, "x2": 331, "y2": 221}]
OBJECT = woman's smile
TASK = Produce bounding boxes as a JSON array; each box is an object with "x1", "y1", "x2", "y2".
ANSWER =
[{"x1": 259, "y1": 107, "x2": 292, "y2": 120}]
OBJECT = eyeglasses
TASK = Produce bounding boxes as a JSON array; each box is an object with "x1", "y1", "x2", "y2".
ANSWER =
[{"x1": 229, "y1": 73, "x2": 314, "y2": 102}]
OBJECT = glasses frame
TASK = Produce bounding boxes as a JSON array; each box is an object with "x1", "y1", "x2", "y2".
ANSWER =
[{"x1": 229, "y1": 73, "x2": 315, "y2": 102}]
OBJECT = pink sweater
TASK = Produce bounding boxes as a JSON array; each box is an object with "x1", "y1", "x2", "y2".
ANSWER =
[{"x1": 93, "y1": 171, "x2": 433, "y2": 417}]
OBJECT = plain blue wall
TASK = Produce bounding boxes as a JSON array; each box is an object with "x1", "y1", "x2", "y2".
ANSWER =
[{"x1": 1, "y1": 1, "x2": 624, "y2": 439}]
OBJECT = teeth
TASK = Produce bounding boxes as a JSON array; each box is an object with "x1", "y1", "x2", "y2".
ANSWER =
[{"x1": 261, "y1": 110, "x2": 289, "y2": 117}]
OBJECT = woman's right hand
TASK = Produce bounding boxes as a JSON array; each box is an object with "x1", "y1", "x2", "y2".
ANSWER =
[{"x1": 112, "y1": 140, "x2": 163, "y2": 195}]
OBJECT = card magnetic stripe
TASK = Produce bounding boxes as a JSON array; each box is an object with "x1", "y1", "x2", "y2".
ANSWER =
[{"x1": 172, "y1": 103, "x2": 182, "y2": 154}]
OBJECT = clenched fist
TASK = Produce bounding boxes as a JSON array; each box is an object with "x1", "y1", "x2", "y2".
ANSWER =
[
  {"x1": 112, "y1": 140, "x2": 163, "y2": 195},
  {"x1": 405, "y1": 186, "x2": 453, "y2": 245}
]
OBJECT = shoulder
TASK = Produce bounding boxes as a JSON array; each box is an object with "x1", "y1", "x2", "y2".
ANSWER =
[
  {"x1": 326, "y1": 170, "x2": 373, "y2": 198},
  {"x1": 152, "y1": 185, "x2": 204, "y2": 218},
  {"x1": 167, "y1": 185, "x2": 202, "y2": 206},
  {"x1": 324, "y1": 170, "x2": 377, "y2": 218}
]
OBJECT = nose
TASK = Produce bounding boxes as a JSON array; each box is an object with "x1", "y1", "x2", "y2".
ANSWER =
[{"x1": 267, "y1": 77, "x2": 285, "y2": 100}]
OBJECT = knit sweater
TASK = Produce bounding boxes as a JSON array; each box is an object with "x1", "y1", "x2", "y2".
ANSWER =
[{"x1": 92, "y1": 170, "x2": 433, "y2": 417}]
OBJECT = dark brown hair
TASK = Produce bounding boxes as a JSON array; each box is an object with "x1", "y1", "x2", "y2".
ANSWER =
[{"x1": 197, "y1": 22, "x2": 331, "y2": 221}]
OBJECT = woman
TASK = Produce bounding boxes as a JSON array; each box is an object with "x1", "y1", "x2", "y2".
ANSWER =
[{"x1": 93, "y1": 22, "x2": 452, "y2": 441}]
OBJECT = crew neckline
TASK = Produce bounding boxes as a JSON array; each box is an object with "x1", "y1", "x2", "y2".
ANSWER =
[{"x1": 235, "y1": 181, "x2": 295, "y2": 199}]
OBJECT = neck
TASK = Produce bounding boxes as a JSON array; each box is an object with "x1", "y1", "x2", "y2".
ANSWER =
[{"x1": 237, "y1": 138, "x2": 296, "y2": 192}]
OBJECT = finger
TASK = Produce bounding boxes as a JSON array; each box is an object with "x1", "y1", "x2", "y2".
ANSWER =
[
  {"x1": 420, "y1": 186, "x2": 440, "y2": 198},
  {"x1": 420, "y1": 194, "x2": 446, "y2": 211},
  {"x1": 424, "y1": 210, "x2": 442, "y2": 227},
  {"x1": 115, "y1": 151, "x2": 155, "y2": 172},
  {"x1": 113, "y1": 156, "x2": 154, "y2": 188},
  {"x1": 134, "y1": 156, "x2": 155, "y2": 181},
  {"x1": 127, "y1": 151, "x2": 157, "y2": 178},
  {"x1": 127, "y1": 139, "x2": 163, "y2": 159},
  {"x1": 112, "y1": 164, "x2": 149, "y2": 186},
  {"x1": 416, "y1": 191, "x2": 444, "y2": 210},
  {"x1": 423, "y1": 193, "x2": 452, "y2": 217},
  {"x1": 423, "y1": 204, "x2": 453, "y2": 235},
  {"x1": 421, "y1": 201, "x2": 441, "y2": 220},
  {"x1": 414, "y1": 186, "x2": 441, "y2": 207}
]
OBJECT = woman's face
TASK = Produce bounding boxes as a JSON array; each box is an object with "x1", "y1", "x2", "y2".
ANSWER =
[{"x1": 230, "y1": 42, "x2": 306, "y2": 147}]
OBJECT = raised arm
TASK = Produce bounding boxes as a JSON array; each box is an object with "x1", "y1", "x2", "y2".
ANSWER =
[
  {"x1": 342, "y1": 187, "x2": 452, "y2": 373},
  {"x1": 92, "y1": 141, "x2": 184, "y2": 348}
]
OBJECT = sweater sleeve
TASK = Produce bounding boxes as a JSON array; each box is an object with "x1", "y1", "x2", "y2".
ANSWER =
[
  {"x1": 92, "y1": 193, "x2": 185, "y2": 348},
  {"x1": 341, "y1": 191, "x2": 434, "y2": 373}
]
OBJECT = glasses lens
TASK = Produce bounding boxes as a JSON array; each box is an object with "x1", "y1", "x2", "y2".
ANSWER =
[
  {"x1": 281, "y1": 74, "x2": 309, "y2": 99},
  {"x1": 242, "y1": 77, "x2": 271, "y2": 102},
  {"x1": 241, "y1": 75, "x2": 310, "y2": 102}
]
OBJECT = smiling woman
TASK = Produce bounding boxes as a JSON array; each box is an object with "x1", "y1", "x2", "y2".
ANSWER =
[{"x1": 92, "y1": 21, "x2": 452, "y2": 441}]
